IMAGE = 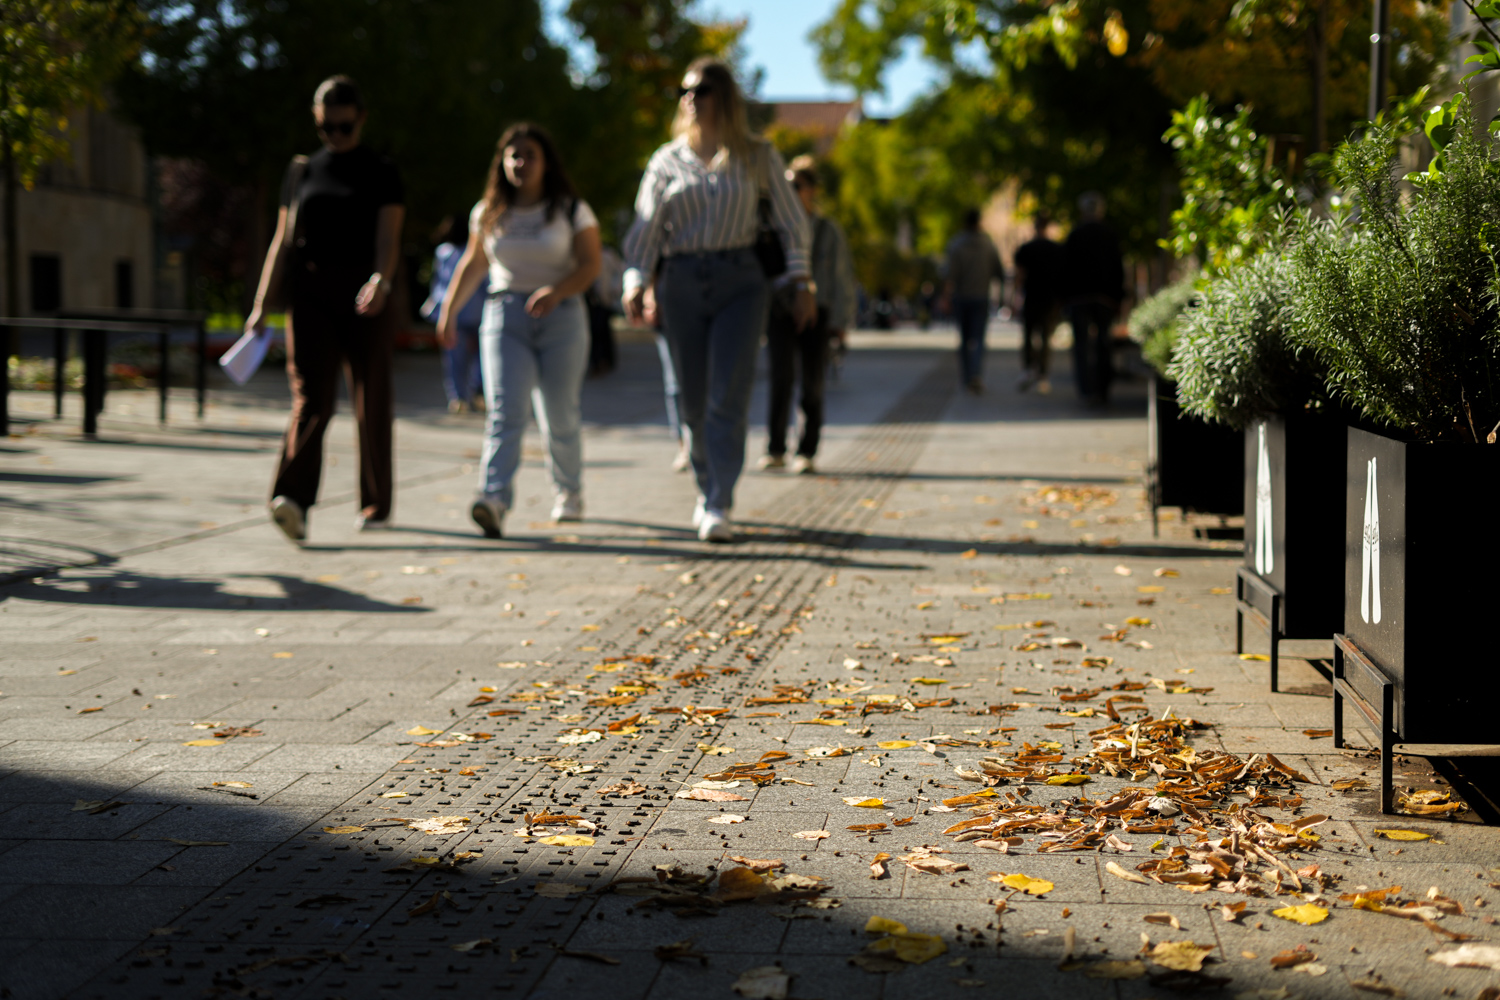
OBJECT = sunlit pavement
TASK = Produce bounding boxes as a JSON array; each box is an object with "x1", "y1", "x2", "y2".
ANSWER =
[{"x1": 1, "y1": 325, "x2": 1495, "y2": 1000}]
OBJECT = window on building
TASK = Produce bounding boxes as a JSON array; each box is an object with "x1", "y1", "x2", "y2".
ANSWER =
[
  {"x1": 115, "y1": 260, "x2": 135, "y2": 309},
  {"x1": 30, "y1": 254, "x2": 61, "y2": 313}
]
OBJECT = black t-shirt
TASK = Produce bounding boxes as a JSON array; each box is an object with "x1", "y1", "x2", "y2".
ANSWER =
[
  {"x1": 1013, "y1": 236, "x2": 1066, "y2": 313},
  {"x1": 281, "y1": 145, "x2": 403, "y2": 276},
  {"x1": 1063, "y1": 220, "x2": 1125, "y2": 301}
]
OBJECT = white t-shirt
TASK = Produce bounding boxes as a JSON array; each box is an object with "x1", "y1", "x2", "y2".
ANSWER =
[{"x1": 470, "y1": 198, "x2": 598, "y2": 292}]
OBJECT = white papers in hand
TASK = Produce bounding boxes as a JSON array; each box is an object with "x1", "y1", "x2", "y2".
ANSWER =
[{"x1": 219, "y1": 329, "x2": 272, "y2": 385}]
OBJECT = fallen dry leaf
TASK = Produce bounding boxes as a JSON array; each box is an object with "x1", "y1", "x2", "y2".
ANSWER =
[
  {"x1": 408, "y1": 816, "x2": 470, "y2": 836},
  {"x1": 843, "y1": 797, "x2": 886, "y2": 808},
  {"x1": 1373, "y1": 828, "x2": 1430, "y2": 841},
  {"x1": 1428, "y1": 944, "x2": 1500, "y2": 969},
  {"x1": 1106, "y1": 861, "x2": 1149, "y2": 884},
  {"x1": 405, "y1": 726, "x2": 442, "y2": 736},
  {"x1": 1145, "y1": 940, "x2": 1214, "y2": 972},
  {"x1": 1272, "y1": 904, "x2": 1328, "y2": 926},
  {"x1": 1144, "y1": 913, "x2": 1181, "y2": 930},
  {"x1": 321, "y1": 825, "x2": 364, "y2": 835},
  {"x1": 539, "y1": 834, "x2": 595, "y2": 846},
  {"x1": 706, "y1": 814, "x2": 746, "y2": 825},
  {"x1": 1271, "y1": 947, "x2": 1318, "y2": 969},
  {"x1": 72, "y1": 799, "x2": 127, "y2": 815},
  {"x1": 676, "y1": 788, "x2": 748, "y2": 802},
  {"x1": 728, "y1": 857, "x2": 782, "y2": 873},
  {"x1": 181, "y1": 739, "x2": 224, "y2": 747},
  {"x1": 995, "y1": 873, "x2": 1053, "y2": 895},
  {"x1": 731, "y1": 965, "x2": 789, "y2": 1000},
  {"x1": 792, "y1": 830, "x2": 830, "y2": 840}
]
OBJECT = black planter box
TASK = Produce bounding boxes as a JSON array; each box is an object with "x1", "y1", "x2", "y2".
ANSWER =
[
  {"x1": 1235, "y1": 415, "x2": 1347, "y2": 690},
  {"x1": 1334, "y1": 426, "x2": 1500, "y2": 812},
  {"x1": 1147, "y1": 374, "x2": 1244, "y2": 533}
]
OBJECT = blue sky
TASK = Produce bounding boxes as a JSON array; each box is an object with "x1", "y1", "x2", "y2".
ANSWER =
[{"x1": 542, "y1": 0, "x2": 943, "y2": 115}]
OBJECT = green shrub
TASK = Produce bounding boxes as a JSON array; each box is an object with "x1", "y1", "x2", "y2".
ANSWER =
[
  {"x1": 1291, "y1": 95, "x2": 1500, "y2": 443},
  {"x1": 1129, "y1": 270, "x2": 1202, "y2": 376},
  {"x1": 1168, "y1": 252, "x2": 1327, "y2": 429}
]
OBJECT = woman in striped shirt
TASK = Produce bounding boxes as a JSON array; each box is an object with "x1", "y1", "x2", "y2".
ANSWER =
[{"x1": 623, "y1": 58, "x2": 814, "y2": 543}]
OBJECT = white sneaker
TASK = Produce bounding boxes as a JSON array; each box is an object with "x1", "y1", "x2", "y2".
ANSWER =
[
  {"x1": 552, "y1": 490, "x2": 583, "y2": 522},
  {"x1": 758, "y1": 454, "x2": 786, "y2": 471},
  {"x1": 691, "y1": 496, "x2": 707, "y2": 528},
  {"x1": 698, "y1": 509, "x2": 734, "y2": 543},
  {"x1": 471, "y1": 495, "x2": 506, "y2": 539},
  {"x1": 354, "y1": 513, "x2": 389, "y2": 531},
  {"x1": 790, "y1": 455, "x2": 815, "y2": 475},
  {"x1": 671, "y1": 441, "x2": 691, "y2": 472},
  {"x1": 269, "y1": 495, "x2": 305, "y2": 544}
]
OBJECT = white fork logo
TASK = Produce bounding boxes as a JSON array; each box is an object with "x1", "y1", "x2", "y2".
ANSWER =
[
  {"x1": 1360, "y1": 456, "x2": 1382, "y2": 624},
  {"x1": 1254, "y1": 424, "x2": 1273, "y2": 575}
]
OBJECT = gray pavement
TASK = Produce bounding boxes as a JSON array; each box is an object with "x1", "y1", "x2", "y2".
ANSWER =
[{"x1": 1, "y1": 324, "x2": 1497, "y2": 1000}]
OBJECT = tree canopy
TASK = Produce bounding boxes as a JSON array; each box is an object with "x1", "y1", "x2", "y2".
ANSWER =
[{"x1": 812, "y1": 0, "x2": 1452, "y2": 265}]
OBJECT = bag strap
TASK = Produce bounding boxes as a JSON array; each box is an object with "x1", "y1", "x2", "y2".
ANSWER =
[
  {"x1": 755, "y1": 142, "x2": 773, "y2": 224},
  {"x1": 280, "y1": 154, "x2": 310, "y2": 259}
]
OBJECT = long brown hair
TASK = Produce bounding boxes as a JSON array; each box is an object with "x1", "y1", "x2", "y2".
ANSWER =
[
  {"x1": 480, "y1": 123, "x2": 578, "y2": 231},
  {"x1": 672, "y1": 57, "x2": 752, "y2": 164}
]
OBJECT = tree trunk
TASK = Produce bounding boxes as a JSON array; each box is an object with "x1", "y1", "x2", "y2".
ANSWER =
[{"x1": 1310, "y1": 0, "x2": 1328, "y2": 155}]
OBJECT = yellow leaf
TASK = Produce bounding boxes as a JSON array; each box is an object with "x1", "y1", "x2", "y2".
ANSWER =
[
  {"x1": 876, "y1": 932, "x2": 948, "y2": 964},
  {"x1": 959, "y1": 549, "x2": 978, "y2": 560},
  {"x1": 322, "y1": 825, "x2": 364, "y2": 834},
  {"x1": 844, "y1": 797, "x2": 886, "y2": 808},
  {"x1": 406, "y1": 726, "x2": 442, "y2": 736},
  {"x1": 380, "y1": 791, "x2": 408, "y2": 798},
  {"x1": 1146, "y1": 941, "x2": 1214, "y2": 972},
  {"x1": 272, "y1": 651, "x2": 294, "y2": 658},
  {"x1": 1124, "y1": 617, "x2": 1152, "y2": 626},
  {"x1": 181, "y1": 739, "x2": 225, "y2": 747},
  {"x1": 910, "y1": 677, "x2": 947, "y2": 685},
  {"x1": 1210, "y1": 587, "x2": 1232, "y2": 594},
  {"x1": 795, "y1": 718, "x2": 847, "y2": 726},
  {"x1": 915, "y1": 601, "x2": 936, "y2": 609},
  {"x1": 539, "y1": 835, "x2": 595, "y2": 847},
  {"x1": 1272, "y1": 904, "x2": 1329, "y2": 925},
  {"x1": 1046, "y1": 774, "x2": 1092, "y2": 786},
  {"x1": 1153, "y1": 567, "x2": 1180, "y2": 578},
  {"x1": 1137, "y1": 585, "x2": 1165, "y2": 593},
  {"x1": 877, "y1": 740, "x2": 917, "y2": 749},
  {"x1": 998, "y1": 873, "x2": 1054, "y2": 895},
  {"x1": 697, "y1": 744, "x2": 734, "y2": 756},
  {"x1": 1373, "y1": 828, "x2": 1431, "y2": 841},
  {"x1": 927, "y1": 635, "x2": 964, "y2": 645},
  {"x1": 866, "y1": 916, "x2": 908, "y2": 935},
  {"x1": 1239, "y1": 653, "x2": 1269, "y2": 661}
]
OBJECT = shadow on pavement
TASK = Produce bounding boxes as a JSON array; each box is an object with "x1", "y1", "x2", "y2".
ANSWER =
[{"x1": 9, "y1": 571, "x2": 431, "y2": 614}]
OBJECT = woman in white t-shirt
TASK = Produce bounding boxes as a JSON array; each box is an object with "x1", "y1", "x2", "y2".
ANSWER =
[{"x1": 439, "y1": 124, "x2": 602, "y2": 538}]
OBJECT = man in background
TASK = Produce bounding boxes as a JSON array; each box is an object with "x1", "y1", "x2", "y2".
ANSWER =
[
  {"x1": 1012, "y1": 209, "x2": 1065, "y2": 394},
  {"x1": 942, "y1": 208, "x2": 1004, "y2": 394},
  {"x1": 1063, "y1": 191, "x2": 1125, "y2": 407}
]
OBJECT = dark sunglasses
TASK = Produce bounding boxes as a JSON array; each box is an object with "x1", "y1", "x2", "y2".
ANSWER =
[
  {"x1": 317, "y1": 120, "x2": 357, "y2": 137},
  {"x1": 678, "y1": 83, "x2": 714, "y2": 99}
]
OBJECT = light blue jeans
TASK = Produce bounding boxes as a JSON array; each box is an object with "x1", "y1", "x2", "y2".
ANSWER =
[
  {"x1": 658, "y1": 248, "x2": 769, "y2": 514},
  {"x1": 478, "y1": 292, "x2": 589, "y2": 509}
]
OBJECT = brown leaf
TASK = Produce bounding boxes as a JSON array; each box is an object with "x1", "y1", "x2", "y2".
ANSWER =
[
  {"x1": 597, "y1": 780, "x2": 648, "y2": 797},
  {"x1": 1144, "y1": 913, "x2": 1181, "y2": 930},
  {"x1": 713, "y1": 867, "x2": 776, "y2": 901},
  {"x1": 1271, "y1": 947, "x2": 1317, "y2": 970},
  {"x1": 675, "y1": 788, "x2": 748, "y2": 802},
  {"x1": 870, "y1": 852, "x2": 891, "y2": 879},
  {"x1": 727, "y1": 856, "x2": 783, "y2": 872},
  {"x1": 407, "y1": 891, "x2": 447, "y2": 917},
  {"x1": 654, "y1": 940, "x2": 707, "y2": 964}
]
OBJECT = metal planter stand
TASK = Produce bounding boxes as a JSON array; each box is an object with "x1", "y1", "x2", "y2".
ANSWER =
[
  {"x1": 1333, "y1": 427, "x2": 1500, "y2": 814},
  {"x1": 1146, "y1": 373, "x2": 1244, "y2": 536},
  {"x1": 1234, "y1": 415, "x2": 1347, "y2": 690}
]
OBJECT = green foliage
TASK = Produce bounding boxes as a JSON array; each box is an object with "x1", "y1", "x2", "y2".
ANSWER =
[
  {"x1": 1169, "y1": 252, "x2": 1326, "y2": 429},
  {"x1": 0, "y1": 0, "x2": 143, "y2": 187},
  {"x1": 1292, "y1": 95, "x2": 1500, "y2": 443},
  {"x1": 1162, "y1": 97, "x2": 1296, "y2": 275},
  {"x1": 1128, "y1": 269, "x2": 1201, "y2": 376}
]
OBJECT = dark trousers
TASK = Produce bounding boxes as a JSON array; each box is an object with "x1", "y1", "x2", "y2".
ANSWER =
[
  {"x1": 766, "y1": 302, "x2": 830, "y2": 458},
  {"x1": 1070, "y1": 298, "x2": 1117, "y2": 402},
  {"x1": 954, "y1": 295, "x2": 988, "y2": 383},
  {"x1": 272, "y1": 279, "x2": 395, "y2": 520},
  {"x1": 1022, "y1": 302, "x2": 1061, "y2": 376}
]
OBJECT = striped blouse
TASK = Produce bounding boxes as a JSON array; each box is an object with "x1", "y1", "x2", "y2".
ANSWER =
[{"x1": 622, "y1": 137, "x2": 810, "y2": 293}]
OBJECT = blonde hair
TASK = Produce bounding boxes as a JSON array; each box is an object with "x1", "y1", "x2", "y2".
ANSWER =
[{"x1": 672, "y1": 58, "x2": 753, "y2": 164}]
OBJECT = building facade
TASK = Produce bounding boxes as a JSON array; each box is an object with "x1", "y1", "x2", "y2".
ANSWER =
[{"x1": 0, "y1": 104, "x2": 153, "y2": 317}]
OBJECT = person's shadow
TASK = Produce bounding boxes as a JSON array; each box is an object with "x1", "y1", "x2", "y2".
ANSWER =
[{"x1": 11, "y1": 570, "x2": 429, "y2": 613}]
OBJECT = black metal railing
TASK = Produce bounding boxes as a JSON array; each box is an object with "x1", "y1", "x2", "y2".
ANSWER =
[{"x1": 1, "y1": 311, "x2": 208, "y2": 436}]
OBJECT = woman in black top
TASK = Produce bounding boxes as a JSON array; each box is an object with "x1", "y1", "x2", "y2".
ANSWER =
[{"x1": 246, "y1": 75, "x2": 405, "y2": 544}]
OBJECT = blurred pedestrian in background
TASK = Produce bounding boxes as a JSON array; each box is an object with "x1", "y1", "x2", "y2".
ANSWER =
[
  {"x1": 623, "y1": 58, "x2": 811, "y2": 543},
  {"x1": 587, "y1": 246, "x2": 624, "y2": 377},
  {"x1": 421, "y1": 213, "x2": 486, "y2": 413},
  {"x1": 1064, "y1": 191, "x2": 1125, "y2": 407},
  {"x1": 759, "y1": 154, "x2": 854, "y2": 476},
  {"x1": 437, "y1": 123, "x2": 601, "y2": 539},
  {"x1": 942, "y1": 208, "x2": 1004, "y2": 394},
  {"x1": 246, "y1": 75, "x2": 404, "y2": 544},
  {"x1": 1011, "y1": 209, "x2": 1065, "y2": 394}
]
